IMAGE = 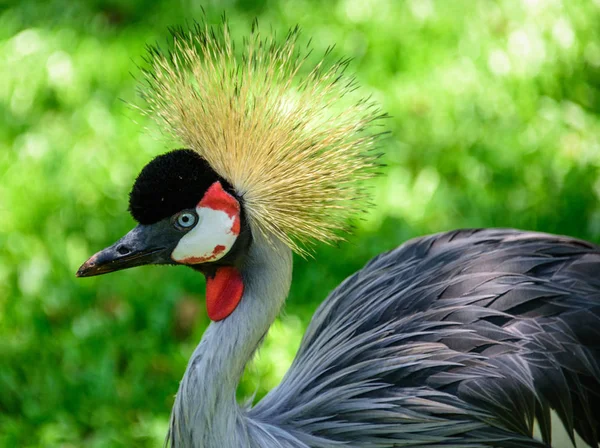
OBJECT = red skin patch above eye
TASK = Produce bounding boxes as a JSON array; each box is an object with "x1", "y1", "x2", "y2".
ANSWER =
[
  {"x1": 205, "y1": 266, "x2": 244, "y2": 321},
  {"x1": 199, "y1": 182, "x2": 241, "y2": 235}
]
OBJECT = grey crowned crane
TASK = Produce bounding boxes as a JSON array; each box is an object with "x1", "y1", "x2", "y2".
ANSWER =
[{"x1": 77, "y1": 22, "x2": 600, "y2": 448}]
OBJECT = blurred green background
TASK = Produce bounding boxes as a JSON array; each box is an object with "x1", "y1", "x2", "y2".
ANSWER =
[{"x1": 2, "y1": 0, "x2": 600, "y2": 446}]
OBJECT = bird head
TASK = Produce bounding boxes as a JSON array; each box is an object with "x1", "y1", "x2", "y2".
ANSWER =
[
  {"x1": 76, "y1": 21, "x2": 385, "y2": 321},
  {"x1": 77, "y1": 149, "x2": 252, "y2": 320}
]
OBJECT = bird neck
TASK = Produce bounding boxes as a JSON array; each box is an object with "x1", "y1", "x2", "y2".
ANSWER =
[{"x1": 169, "y1": 231, "x2": 293, "y2": 447}]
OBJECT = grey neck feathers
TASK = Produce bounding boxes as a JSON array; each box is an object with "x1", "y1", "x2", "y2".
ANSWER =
[{"x1": 168, "y1": 231, "x2": 293, "y2": 447}]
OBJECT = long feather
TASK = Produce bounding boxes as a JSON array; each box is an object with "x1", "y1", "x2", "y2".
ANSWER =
[{"x1": 137, "y1": 18, "x2": 385, "y2": 255}]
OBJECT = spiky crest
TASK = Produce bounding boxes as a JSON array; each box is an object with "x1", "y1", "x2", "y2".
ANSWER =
[{"x1": 138, "y1": 18, "x2": 385, "y2": 255}]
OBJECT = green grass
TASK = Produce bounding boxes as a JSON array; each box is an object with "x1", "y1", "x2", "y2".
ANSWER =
[{"x1": 1, "y1": 0, "x2": 599, "y2": 446}]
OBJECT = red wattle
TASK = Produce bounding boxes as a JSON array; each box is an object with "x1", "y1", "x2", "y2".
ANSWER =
[{"x1": 205, "y1": 266, "x2": 244, "y2": 321}]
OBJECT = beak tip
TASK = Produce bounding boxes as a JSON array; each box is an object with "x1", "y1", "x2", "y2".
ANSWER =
[
  {"x1": 76, "y1": 255, "x2": 98, "y2": 278},
  {"x1": 76, "y1": 262, "x2": 93, "y2": 278}
]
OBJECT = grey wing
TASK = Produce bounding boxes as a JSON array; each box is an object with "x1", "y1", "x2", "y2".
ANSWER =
[{"x1": 249, "y1": 229, "x2": 600, "y2": 447}]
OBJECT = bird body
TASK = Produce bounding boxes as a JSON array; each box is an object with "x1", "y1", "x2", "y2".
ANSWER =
[
  {"x1": 168, "y1": 228, "x2": 600, "y2": 447},
  {"x1": 76, "y1": 21, "x2": 600, "y2": 448}
]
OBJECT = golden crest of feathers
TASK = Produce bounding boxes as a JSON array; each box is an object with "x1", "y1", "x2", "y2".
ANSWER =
[{"x1": 138, "y1": 20, "x2": 386, "y2": 255}]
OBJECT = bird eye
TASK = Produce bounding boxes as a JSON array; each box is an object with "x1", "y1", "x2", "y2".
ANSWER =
[{"x1": 175, "y1": 212, "x2": 198, "y2": 230}]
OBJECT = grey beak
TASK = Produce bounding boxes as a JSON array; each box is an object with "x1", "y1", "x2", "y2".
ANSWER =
[{"x1": 76, "y1": 222, "x2": 178, "y2": 277}]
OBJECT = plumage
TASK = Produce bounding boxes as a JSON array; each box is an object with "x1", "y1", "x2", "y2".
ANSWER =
[
  {"x1": 249, "y1": 229, "x2": 600, "y2": 447},
  {"x1": 138, "y1": 20, "x2": 385, "y2": 254}
]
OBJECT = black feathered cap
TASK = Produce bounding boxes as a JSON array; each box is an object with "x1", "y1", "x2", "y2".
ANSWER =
[{"x1": 128, "y1": 149, "x2": 234, "y2": 224}]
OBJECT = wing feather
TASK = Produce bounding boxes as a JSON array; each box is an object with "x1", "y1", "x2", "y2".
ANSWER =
[{"x1": 250, "y1": 229, "x2": 600, "y2": 447}]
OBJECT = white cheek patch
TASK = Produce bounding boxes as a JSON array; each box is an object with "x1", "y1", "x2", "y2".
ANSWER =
[{"x1": 171, "y1": 206, "x2": 238, "y2": 264}]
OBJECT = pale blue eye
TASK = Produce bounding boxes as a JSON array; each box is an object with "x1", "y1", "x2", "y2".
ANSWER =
[{"x1": 176, "y1": 212, "x2": 197, "y2": 229}]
